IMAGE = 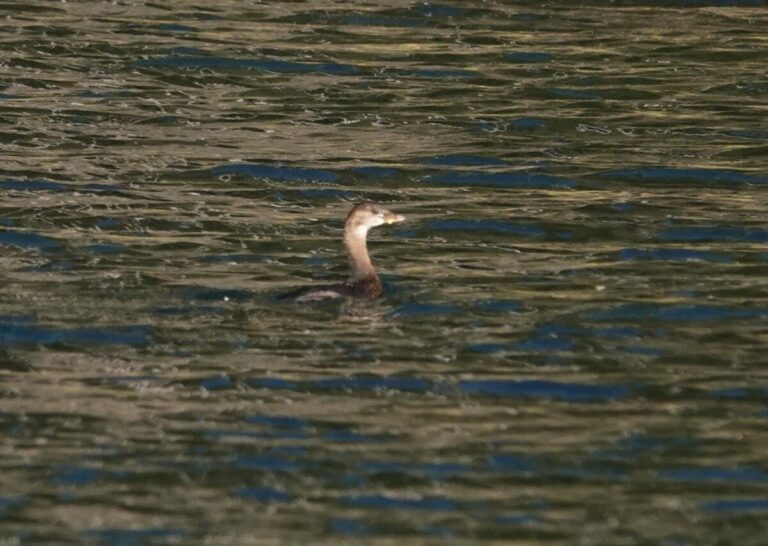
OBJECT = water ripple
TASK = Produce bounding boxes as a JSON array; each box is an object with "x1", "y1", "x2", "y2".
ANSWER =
[
  {"x1": 601, "y1": 167, "x2": 768, "y2": 185},
  {"x1": 426, "y1": 171, "x2": 578, "y2": 188},
  {"x1": 428, "y1": 219, "x2": 545, "y2": 237},
  {"x1": 658, "y1": 226, "x2": 768, "y2": 243},
  {"x1": 246, "y1": 375, "x2": 630, "y2": 403},
  {"x1": 137, "y1": 56, "x2": 359, "y2": 75},
  {"x1": 587, "y1": 304, "x2": 768, "y2": 322},
  {"x1": 211, "y1": 163, "x2": 339, "y2": 182},
  {"x1": 341, "y1": 494, "x2": 459, "y2": 511},
  {"x1": 505, "y1": 52, "x2": 553, "y2": 63},
  {"x1": 618, "y1": 248, "x2": 733, "y2": 263},
  {"x1": 0, "y1": 231, "x2": 61, "y2": 250},
  {"x1": 0, "y1": 319, "x2": 151, "y2": 347}
]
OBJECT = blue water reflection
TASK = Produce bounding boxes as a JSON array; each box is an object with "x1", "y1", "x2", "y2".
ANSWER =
[
  {"x1": 700, "y1": 499, "x2": 768, "y2": 513},
  {"x1": 246, "y1": 375, "x2": 630, "y2": 403},
  {"x1": 461, "y1": 380, "x2": 629, "y2": 402},
  {"x1": 0, "y1": 318, "x2": 151, "y2": 347},
  {"x1": 52, "y1": 465, "x2": 102, "y2": 486},
  {"x1": 659, "y1": 466, "x2": 768, "y2": 482},
  {"x1": 0, "y1": 179, "x2": 67, "y2": 191},
  {"x1": 235, "y1": 486, "x2": 291, "y2": 503},
  {"x1": 601, "y1": 167, "x2": 768, "y2": 185},
  {"x1": 506, "y1": 52, "x2": 553, "y2": 63},
  {"x1": 388, "y1": 68, "x2": 477, "y2": 79},
  {"x1": 427, "y1": 171, "x2": 578, "y2": 188},
  {"x1": 473, "y1": 300, "x2": 523, "y2": 313},
  {"x1": 658, "y1": 226, "x2": 768, "y2": 243},
  {"x1": 545, "y1": 88, "x2": 600, "y2": 100},
  {"x1": 588, "y1": 304, "x2": 768, "y2": 322},
  {"x1": 211, "y1": 163, "x2": 339, "y2": 182},
  {"x1": 329, "y1": 518, "x2": 371, "y2": 536},
  {"x1": 389, "y1": 303, "x2": 463, "y2": 318},
  {"x1": 138, "y1": 56, "x2": 358, "y2": 75},
  {"x1": 0, "y1": 231, "x2": 61, "y2": 250},
  {"x1": 0, "y1": 179, "x2": 122, "y2": 192},
  {"x1": 234, "y1": 453, "x2": 300, "y2": 472}
]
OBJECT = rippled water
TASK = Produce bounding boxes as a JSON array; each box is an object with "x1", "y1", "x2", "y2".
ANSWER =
[{"x1": 2, "y1": 1, "x2": 768, "y2": 544}]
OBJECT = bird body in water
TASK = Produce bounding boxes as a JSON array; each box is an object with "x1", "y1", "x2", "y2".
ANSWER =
[{"x1": 279, "y1": 203, "x2": 405, "y2": 302}]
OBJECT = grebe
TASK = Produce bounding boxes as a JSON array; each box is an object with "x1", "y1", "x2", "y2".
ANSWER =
[{"x1": 279, "y1": 203, "x2": 405, "y2": 302}]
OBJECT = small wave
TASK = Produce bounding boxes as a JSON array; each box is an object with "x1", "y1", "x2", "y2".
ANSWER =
[
  {"x1": 211, "y1": 163, "x2": 339, "y2": 183},
  {"x1": 427, "y1": 171, "x2": 578, "y2": 188}
]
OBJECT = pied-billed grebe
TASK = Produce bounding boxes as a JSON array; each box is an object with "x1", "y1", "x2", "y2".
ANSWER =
[{"x1": 279, "y1": 202, "x2": 405, "y2": 302}]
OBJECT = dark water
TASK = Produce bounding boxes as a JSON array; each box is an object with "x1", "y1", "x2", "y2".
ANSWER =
[{"x1": 2, "y1": 1, "x2": 768, "y2": 544}]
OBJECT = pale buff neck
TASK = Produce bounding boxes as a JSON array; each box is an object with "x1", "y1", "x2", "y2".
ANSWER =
[{"x1": 344, "y1": 223, "x2": 376, "y2": 280}]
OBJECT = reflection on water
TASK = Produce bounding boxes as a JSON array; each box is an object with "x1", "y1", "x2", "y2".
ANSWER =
[{"x1": 2, "y1": 0, "x2": 768, "y2": 544}]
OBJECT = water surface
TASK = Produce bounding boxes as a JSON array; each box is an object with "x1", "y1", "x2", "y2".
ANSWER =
[{"x1": 2, "y1": 1, "x2": 768, "y2": 544}]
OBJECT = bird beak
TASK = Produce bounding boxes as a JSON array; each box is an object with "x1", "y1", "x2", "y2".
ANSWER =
[{"x1": 383, "y1": 212, "x2": 406, "y2": 224}]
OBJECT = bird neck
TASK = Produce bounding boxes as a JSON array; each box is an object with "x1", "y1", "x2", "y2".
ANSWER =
[{"x1": 344, "y1": 224, "x2": 376, "y2": 281}]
